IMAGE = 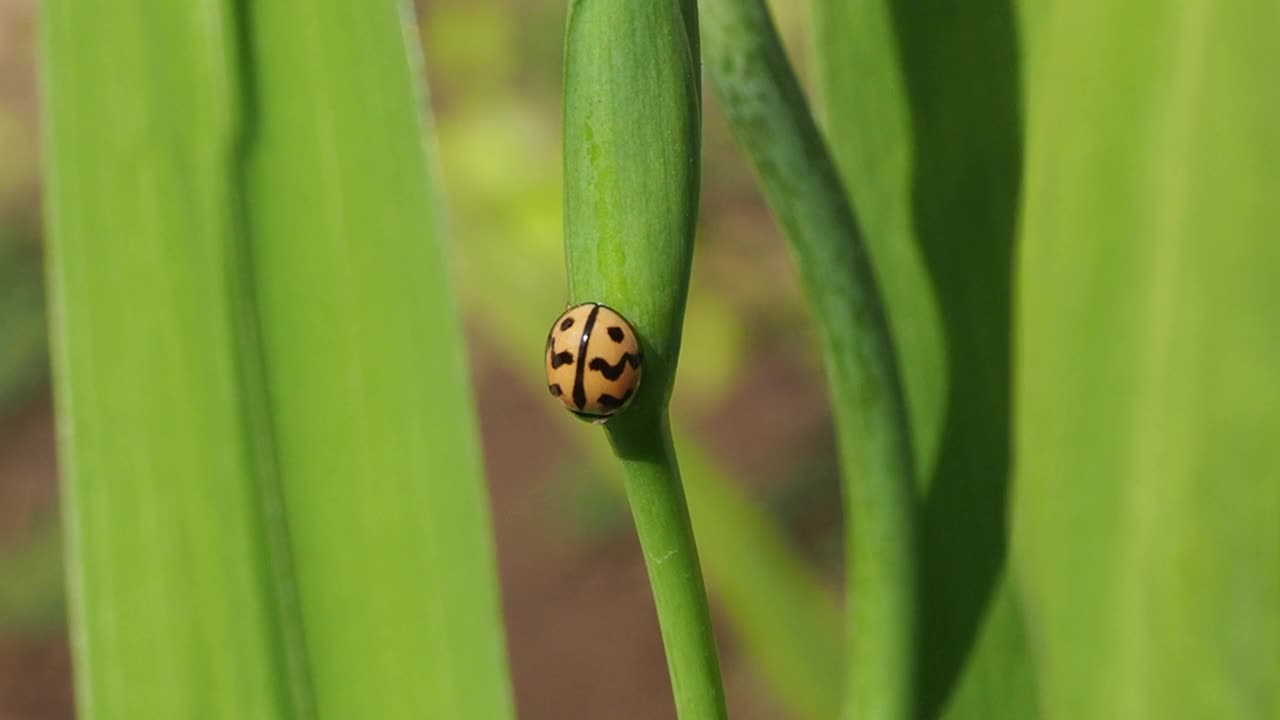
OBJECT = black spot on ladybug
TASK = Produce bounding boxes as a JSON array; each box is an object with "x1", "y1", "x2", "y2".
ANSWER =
[
  {"x1": 588, "y1": 353, "x2": 642, "y2": 381},
  {"x1": 548, "y1": 383, "x2": 563, "y2": 397},
  {"x1": 549, "y1": 340, "x2": 574, "y2": 369},
  {"x1": 607, "y1": 326, "x2": 625, "y2": 342},
  {"x1": 560, "y1": 317, "x2": 575, "y2": 331},
  {"x1": 597, "y1": 388, "x2": 634, "y2": 409}
]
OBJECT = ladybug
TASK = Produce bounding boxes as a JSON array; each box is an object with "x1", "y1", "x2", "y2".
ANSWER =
[{"x1": 545, "y1": 302, "x2": 643, "y2": 421}]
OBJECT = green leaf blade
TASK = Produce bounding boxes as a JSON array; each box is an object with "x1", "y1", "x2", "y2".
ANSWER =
[
  {"x1": 1013, "y1": 1, "x2": 1280, "y2": 716},
  {"x1": 40, "y1": 1, "x2": 300, "y2": 716},
  {"x1": 239, "y1": 2, "x2": 513, "y2": 717},
  {"x1": 810, "y1": 0, "x2": 1036, "y2": 715},
  {"x1": 43, "y1": 1, "x2": 514, "y2": 717}
]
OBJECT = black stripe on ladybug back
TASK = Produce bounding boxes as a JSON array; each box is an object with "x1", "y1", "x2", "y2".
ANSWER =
[{"x1": 572, "y1": 303, "x2": 602, "y2": 410}]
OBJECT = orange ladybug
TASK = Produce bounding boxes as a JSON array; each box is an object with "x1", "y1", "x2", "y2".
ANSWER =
[{"x1": 545, "y1": 303, "x2": 643, "y2": 421}]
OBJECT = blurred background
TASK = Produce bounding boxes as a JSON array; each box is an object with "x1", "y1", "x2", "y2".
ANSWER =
[{"x1": 0, "y1": 0, "x2": 837, "y2": 717}]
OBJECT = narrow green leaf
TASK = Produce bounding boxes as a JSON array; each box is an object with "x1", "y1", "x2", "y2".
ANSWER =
[
  {"x1": 238, "y1": 2, "x2": 513, "y2": 717},
  {"x1": 700, "y1": 1, "x2": 919, "y2": 717},
  {"x1": 809, "y1": 0, "x2": 1034, "y2": 715},
  {"x1": 1013, "y1": 1, "x2": 1280, "y2": 716}
]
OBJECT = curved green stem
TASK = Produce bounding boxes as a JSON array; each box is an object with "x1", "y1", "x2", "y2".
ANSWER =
[
  {"x1": 607, "y1": 411, "x2": 727, "y2": 720},
  {"x1": 700, "y1": 1, "x2": 919, "y2": 718}
]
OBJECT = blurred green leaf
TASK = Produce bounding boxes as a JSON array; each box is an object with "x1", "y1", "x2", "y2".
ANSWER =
[
  {"x1": 810, "y1": 0, "x2": 1034, "y2": 716},
  {"x1": 1012, "y1": 1, "x2": 1280, "y2": 717},
  {"x1": 679, "y1": 440, "x2": 842, "y2": 720},
  {"x1": 702, "y1": 0, "x2": 920, "y2": 715},
  {"x1": 41, "y1": 0, "x2": 512, "y2": 717},
  {"x1": 239, "y1": 1, "x2": 514, "y2": 716}
]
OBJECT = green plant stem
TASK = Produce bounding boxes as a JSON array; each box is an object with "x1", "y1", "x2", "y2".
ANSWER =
[
  {"x1": 562, "y1": 0, "x2": 724, "y2": 715},
  {"x1": 607, "y1": 412, "x2": 727, "y2": 720},
  {"x1": 700, "y1": 1, "x2": 919, "y2": 718}
]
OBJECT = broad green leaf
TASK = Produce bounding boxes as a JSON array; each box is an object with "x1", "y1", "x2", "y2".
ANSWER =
[
  {"x1": 41, "y1": 2, "x2": 304, "y2": 715},
  {"x1": 238, "y1": 2, "x2": 512, "y2": 717},
  {"x1": 810, "y1": 0, "x2": 1035, "y2": 716},
  {"x1": 42, "y1": 1, "x2": 513, "y2": 717},
  {"x1": 1012, "y1": 1, "x2": 1280, "y2": 717}
]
